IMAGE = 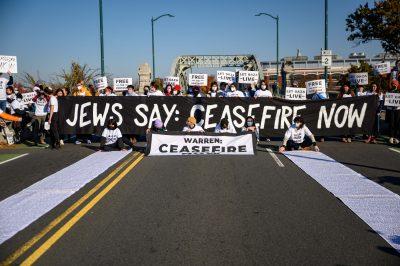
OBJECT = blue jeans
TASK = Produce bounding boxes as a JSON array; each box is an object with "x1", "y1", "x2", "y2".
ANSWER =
[{"x1": 0, "y1": 100, "x2": 6, "y2": 111}]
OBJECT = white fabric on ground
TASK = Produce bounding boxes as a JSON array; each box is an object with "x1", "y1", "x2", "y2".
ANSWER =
[
  {"x1": 284, "y1": 151, "x2": 400, "y2": 253},
  {"x1": 0, "y1": 150, "x2": 131, "y2": 244}
]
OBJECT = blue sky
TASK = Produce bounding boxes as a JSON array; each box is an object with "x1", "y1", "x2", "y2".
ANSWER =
[{"x1": 2, "y1": 0, "x2": 382, "y2": 82}]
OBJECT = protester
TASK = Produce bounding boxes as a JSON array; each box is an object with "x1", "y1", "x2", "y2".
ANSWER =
[
  {"x1": 146, "y1": 119, "x2": 167, "y2": 133},
  {"x1": 254, "y1": 81, "x2": 273, "y2": 98},
  {"x1": 125, "y1": 85, "x2": 138, "y2": 96},
  {"x1": 311, "y1": 90, "x2": 328, "y2": 142},
  {"x1": 99, "y1": 86, "x2": 116, "y2": 96},
  {"x1": 190, "y1": 86, "x2": 205, "y2": 97},
  {"x1": 164, "y1": 84, "x2": 173, "y2": 96},
  {"x1": 100, "y1": 119, "x2": 132, "y2": 151},
  {"x1": 226, "y1": 84, "x2": 244, "y2": 97},
  {"x1": 147, "y1": 82, "x2": 164, "y2": 96},
  {"x1": 6, "y1": 86, "x2": 16, "y2": 112},
  {"x1": 182, "y1": 116, "x2": 205, "y2": 132},
  {"x1": 387, "y1": 80, "x2": 400, "y2": 144},
  {"x1": 172, "y1": 84, "x2": 182, "y2": 96},
  {"x1": 143, "y1": 85, "x2": 150, "y2": 96},
  {"x1": 72, "y1": 81, "x2": 91, "y2": 96},
  {"x1": 242, "y1": 116, "x2": 259, "y2": 141},
  {"x1": 88, "y1": 84, "x2": 97, "y2": 96},
  {"x1": 0, "y1": 71, "x2": 13, "y2": 112},
  {"x1": 215, "y1": 118, "x2": 237, "y2": 133},
  {"x1": 338, "y1": 84, "x2": 354, "y2": 142},
  {"x1": 219, "y1": 82, "x2": 229, "y2": 97},
  {"x1": 356, "y1": 85, "x2": 368, "y2": 96},
  {"x1": 207, "y1": 82, "x2": 221, "y2": 97},
  {"x1": 9, "y1": 93, "x2": 27, "y2": 115},
  {"x1": 31, "y1": 89, "x2": 49, "y2": 146},
  {"x1": 46, "y1": 87, "x2": 61, "y2": 149},
  {"x1": 62, "y1": 87, "x2": 71, "y2": 96},
  {"x1": 279, "y1": 116, "x2": 319, "y2": 152},
  {"x1": 365, "y1": 83, "x2": 383, "y2": 144}
]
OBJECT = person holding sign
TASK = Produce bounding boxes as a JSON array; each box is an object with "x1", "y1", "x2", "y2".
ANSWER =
[
  {"x1": 279, "y1": 116, "x2": 319, "y2": 153},
  {"x1": 0, "y1": 71, "x2": 13, "y2": 112},
  {"x1": 182, "y1": 116, "x2": 204, "y2": 132},
  {"x1": 254, "y1": 81, "x2": 272, "y2": 98},
  {"x1": 387, "y1": 80, "x2": 400, "y2": 144},
  {"x1": 215, "y1": 118, "x2": 237, "y2": 133},
  {"x1": 337, "y1": 84, "x2": 355, "y2": 143}
]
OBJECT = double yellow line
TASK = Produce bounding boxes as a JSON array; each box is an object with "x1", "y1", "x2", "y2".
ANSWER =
[{"x1": 1, "y1": 152, "x2": 144, "y2": 266}]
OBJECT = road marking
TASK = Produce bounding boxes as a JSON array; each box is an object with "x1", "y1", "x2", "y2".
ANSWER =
[
  {"x1": 389, "y1": 148, "x2": 400, "y2": 155},
  {"x1": 1, "y1": 152, "x2": 138, "y2": 266},
  {"x1": 266, "y1": 148, "x2": 284, "y2": 167},
  {"x1": 0, "y1": 153, "x2": 28, "y2": 165},
  {"x1": 21, "y1": 154, "x2": 144, "y2": 266}
]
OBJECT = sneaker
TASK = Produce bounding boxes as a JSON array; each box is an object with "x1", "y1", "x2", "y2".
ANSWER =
[
  {"x1": 86, "y1": 139, "x2": 92, "y2": 144},
  {"x1": 75, "y1": 140, "x2": 81, "y2": 145},
  {"x1": 39, "y1": 139, "x2": 46, "y2": 145},
  {"x1": 342, "y1": 138, "x2": 348, "y2": 143},
  {"x1": 60, "y1": 139, "x2": 64, "y2": 146},
  {"x1": 389, "y1": 138, "x2": 394, "y2": 144},
  {"x1": 394, "y1": 138, "x2": 400, "y2": 144},
  {"x1": 347, "y1": 138, "x2": 352, "y2": 143}
]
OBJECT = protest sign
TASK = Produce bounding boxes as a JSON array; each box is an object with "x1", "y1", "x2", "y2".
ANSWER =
[
  {"x1": 189, "y1": 74, "x2": 208, "y2": 86},
  {"x1": 238, "y1": 71, "x2": 259, "y2": 84},
  {"x1": 217, "y1": 71, "x2": 235, "y2": 84},
  {"x1": 113, "y1": 78, "x2": 132, "y2": 92},
  {"x1": 163, "y1": 76, "x2": 180, "y2": 86},
  {"x1": 285, "y1": 87, "x2": 306, "y2": 100},
  {"x1": 21, "y1": 92, "x2": 37, "y2": 104},
  {"x1": 0, "y1": 55, "x2": 17, "y2": 73},
  {"x1": 384, "y1": 93, "x2": 400, "y2": 107},
  {"x1": 146, "y1": 132, "x2": 256, "y2": 156},
  {"x1": 305, "y1": 79, "x2": 326, "y2": 94},
  {"x1": 94, "y1": 76, "x2": 108, "y2": 90},
  {"x1": 349, "y1": 72, "x2": 368, "y2": 85},
  {"x1": 374, "y1": 62, "x2": 391, "y2": 75}
]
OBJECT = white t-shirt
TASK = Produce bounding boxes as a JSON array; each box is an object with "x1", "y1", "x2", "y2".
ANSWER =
[
  {"x1": 284, "y1": 125, "x2": 312, "y2": 144},
  {"x1": 182, "y1": 125, "x2": 205, "y2": 132},
  {"x1": 147, "y1": 90, "x2": 164, "y2": 96},
  {"x1": 102, "y1": 128, "x2": 122, "y2": 145},
  {"x1": 50, "y1": 96, "x2": 58, "y2": 113},
  {"x1": 34, "y1": 97, "x2": 48, "y2": 116},
  {"x1": 357, "y1": 91, "x2": 368, "y2": 96},
  {"x1": 214, "y1": 123, "x2": 237, "y2": 133},
  {"x1": 226, "y1": 90, "x2": 245, "y2": 97},
  {"x1": 10, "y1": 99, "x2": 24, "y2": 114},
  {"x1": 0, "y1": 77, "x2": 9, "y2": 100},
  {"x1": 254, "y1": 89, "x2": 272, "y2": 97}
]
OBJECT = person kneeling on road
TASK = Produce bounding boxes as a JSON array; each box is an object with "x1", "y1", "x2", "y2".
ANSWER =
[
  {"x1": 100, "y1": 119, "x2": 133, "y2": 151},
  {"x1": 182, "y1": 116, "x2": 204, "y2": 132},
  {"x1": 279, "y1": 116, "x2": 319, "y2": 153},
  {"x1": 215, "y1": 118, "x2": 236, "y2": 133}
]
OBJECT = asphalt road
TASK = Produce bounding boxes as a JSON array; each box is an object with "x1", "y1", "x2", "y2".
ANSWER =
[{"x1": 1, "y1": 142, "x2": 399, "y2": 265}]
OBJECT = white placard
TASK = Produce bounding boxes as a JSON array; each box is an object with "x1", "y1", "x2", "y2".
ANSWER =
[
  {"x1": 113, "y1": 78, "x2": 132, "y2": 91},
  {"x1": 147, "y1": 133, "x2": 256, "y2": 156},
  {"x1": 305, "y1": 79, "x2": 326, "y2": 94},
  {"x1": 321, "y1": 50, "x2": 332, "y2": 56},
  {"x1": 285, "y1": 87, "x2": 306, "y2": 100},
  {"x1": 21, "y1": 92, "x2": 37, "y2": 104},
  {"x1": 321, "y1": 55, "x2": 332, "y2": 67},
  {"x1": 349, "y1": 72, "x2": 368, "y2": 85},
  {"x1": 384, "y1": 93, "x2": 400, "y2": 107},
  {"x1": 93, "y1": 76, "x2": 108, "y2": 90},
  {"x1": 217, "y1": 71, "x2": 235, "y2": 84},
  {"x1": 163, "y1": 76, "x2": 180, "y2": 86},
  {"x1": 374, "y1": 62, "x2": 391, "y2": 75},
  {"x1": 189, "y1": 74, "x2": 208, "y2": 86},
  {"x1": 238, "y1": 71, "x2": 259, "y2": 84},
  {"x1": 0, "y1": 55, "x2": 17, "y2": 73}
]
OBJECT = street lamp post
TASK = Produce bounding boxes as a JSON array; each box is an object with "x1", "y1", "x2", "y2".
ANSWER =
[
  {"x1": 99, "y1": 0, "x2": 105, "y2": 76},
  {"x1": 151, "y1": 14, "x2": 174, "y2": 81},
  {"x1": 324, "y1": 0, "x2": 328, "y2": 85},
  {"x1": 255, "y1": 13, "x2": 279, "y2": 89}
]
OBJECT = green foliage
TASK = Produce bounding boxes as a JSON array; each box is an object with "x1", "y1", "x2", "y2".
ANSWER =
[
  {"x1": 57, "y1": 62, "x2": 99, "y2": 89},
  {"x1": 346, "y1": 0, "x2": 400, "y2": 55}
]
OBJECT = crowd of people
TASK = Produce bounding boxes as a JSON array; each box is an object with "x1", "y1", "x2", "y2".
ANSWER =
[{"x1": 0, "y1": 63, "x2": 399, "y2": 151}]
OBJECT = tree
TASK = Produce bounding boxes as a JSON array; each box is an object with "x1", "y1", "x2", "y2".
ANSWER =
[
  {"x1": 346, "y1": 0, "x2": 400, "y2": 56},
  {"x1": 56, "y1": 62, "x2": 99, "y2": 89}
]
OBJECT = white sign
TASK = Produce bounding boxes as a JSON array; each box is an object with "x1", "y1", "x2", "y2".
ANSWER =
[
  {"x1": 321, "y1": 50, "x2": 332, "y2": 56},
  {"x1": 384, "y1": 93, "x2": 400, "y2": 107},
  {"x1": 189, "y1": 74, "x2": 208, "y2": 86},
  {"x1": 217, "y1": 71, "x2": 235, "y2": 84},
  {"x1": 147, "y1": 133, "x2": 256, "y2": 156},
  {"x1": 238, "y1": 71, "x2": 259, "y2": 84},
  {"x1": 0, "y1": 55, "x2": 17, "y2": 73},
  {"x1": 21, "y1": 92, "x2": 37, "y2": 104},
  {"x1": 163, "y1": 76, "x2": 180, "y2": 86},
  {"x1": 321, "y1": 50, "x2": 332, "y2": 67},
  {"x1": 93, "y1": 76, "x2": 108, "y2": 90},
  {"x1": 374, "y1": 62, "x2": 391, "y2": 75},
  {"x1": 113, "y1": 78, "x2": 132, "y2": 91},
  {"x1": 305, "y1": 79, "x2": 326, "y2": 94},
  {"x1": 349, "y1": 72, "x2": 368, "y2": 85},
  {"x1": 285, "y1": 87, "x2": 306, "y2": 100}
]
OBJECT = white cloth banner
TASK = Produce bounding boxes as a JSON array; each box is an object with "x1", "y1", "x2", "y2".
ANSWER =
[
  {"x1": 285, "y1": 87, "x2": 306, "y2": 100},
  {"x1": 188, "y1": 74, "x2": 208, "y2": 86},
  {"x1": 113, "y1": 78, "x2": 132, "y2": 91},
  {"x1": 349, "y1": 72, "x2": 368, "y2": 85},
  {"x1": 94, "y1": 76, "x2": 108, "y2": 90},
  {"x1": 305, "y1": 79, "x2": 326, "y2": 94},
  {"x1": 217, "y1": 71, "x2": 235, "y2": 84},
  {"x1": 0, "y1": 55, "x2": 17, "y2": 73},
  {"x1": 163, "y1": 76, "x2": 180, "y2": 86},
  {"x1": 147, "y1": 132, "x2": 256, "y2": 156},
  {"x1": 384, "y1": 93, "x2": 400, "y2": 107},
  {"x1": 238, "y1": 71, "x2": 259, "y2": 84},
  {"x1": 21, "y1": 92, "x2": 37, "y2": 104},
  {"x1": 374, "y1": 62, "x2": 391, "y2": 75}
]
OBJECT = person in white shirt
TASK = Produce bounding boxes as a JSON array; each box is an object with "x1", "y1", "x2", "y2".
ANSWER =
[
  {"x1": 125, "y1": 85, "x2": 139, "y2": 96},
  {"x1": 226, "y1": 84, "x2": 244, "y2": 97},
  {"x1": 9, "y1": 93, "x2": 27, "y2": 115},
  {"x1": 0, "y1": 71, "x2": 13, "y2": 111},
  {"x1": 242, "y1": 116, "x2": 259, "y2": 141},
  {"x1": 46, "y1": 88, "x2": 61, "y2": 149},
  {"x1": 147, "y1": 82, "x2": 164, "y2": 96},
  {"x1": 279, "y1": 116, "x2": 319, "y2": 152},
  {"x1": 182, "y1": 116, "x2": 205, "y2": 132},
  {"x1": 254, "y1": 82, "x2": 273, "y2": 98},
  {"x1": 215, "y1": 118, "x2": 237, "y2": 133},
  {"x1": 100, "y1": 119, "x2": 133, "y2": 151},
  {"x1": 31, "y1": 90, "x2": 49, "y2": 146},
  {"x1": 99, "y1": 86, "x2": 116, "y2": 96},
  {"x1": 356, "y1": 85, "x2": 368, "y2": 96}
]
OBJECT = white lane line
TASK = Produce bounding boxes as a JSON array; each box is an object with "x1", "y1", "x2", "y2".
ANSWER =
[
  {"x1": 0, "y1": 153, "x2": 28, "y2": 165},
  {"x1": 389, "y1": 148, "x2": 400, "y2": 154},
  {"x1": 266, "y1": 148, "x2": 284, "y2": 167}
]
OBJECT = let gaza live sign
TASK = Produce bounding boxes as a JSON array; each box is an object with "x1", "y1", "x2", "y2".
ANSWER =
[{"x1": 0, "y1": 55, "x2": 18, "y2": 73}]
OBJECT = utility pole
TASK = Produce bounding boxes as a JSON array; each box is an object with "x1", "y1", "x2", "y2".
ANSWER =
[
  {"x1": 324, "y1": 0, "x2": 328, "y2": 85},
  {"x1": 99, "y1": 0, "x2": 105, "y2": 76}
]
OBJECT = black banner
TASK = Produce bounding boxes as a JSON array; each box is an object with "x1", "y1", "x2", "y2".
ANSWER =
[{"x1": 58, "y1": 96, "x2": 378, "y2": 137}]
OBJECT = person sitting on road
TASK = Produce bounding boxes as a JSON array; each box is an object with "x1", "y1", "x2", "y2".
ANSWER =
[
  {"x1": 215, "y1": 118, "x2": 237, "y2": 133},
  {"x1": 242, "y1": 116, "x2": 259, "y2": 141},
  {"x1": 146, "y1": 119, "x2": 167, "y2": 134},
  {"x1": 182, "y1": 116, "x2": 204, "y2": 132},
  {"x1": 279, "y1": 116, "x2": 319, "y2": 153},
  {"x1": 100, "y1": 119, "x2": 132, "y2": 151}
]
